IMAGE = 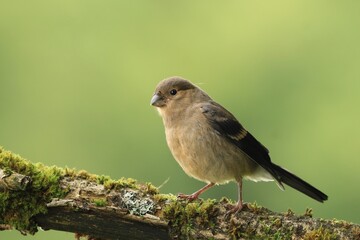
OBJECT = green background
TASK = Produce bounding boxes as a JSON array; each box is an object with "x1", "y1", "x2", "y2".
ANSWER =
[{"x1": 1, "y1": 1, "x2": 359, "y2": 239}]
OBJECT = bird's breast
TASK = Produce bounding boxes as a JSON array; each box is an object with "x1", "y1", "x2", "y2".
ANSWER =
[{"x1": 164, "y1": 119, "x2": 252, "y2": 184}]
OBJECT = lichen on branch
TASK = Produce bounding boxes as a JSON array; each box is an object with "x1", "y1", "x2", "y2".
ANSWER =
[
  {"x1": 0, "y1": 146, "x2": 359, "y2": 239},
  {"x1": 0, "y1": 147, "x2": 147, "y2": 235},
  {"x1": 0, "y1": 147, "x2": 66, "y2": 234}
]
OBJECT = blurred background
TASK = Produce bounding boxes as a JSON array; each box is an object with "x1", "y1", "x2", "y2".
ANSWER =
[{"x1": 1, "y1": 1, "x2": 359, "y2": 239}]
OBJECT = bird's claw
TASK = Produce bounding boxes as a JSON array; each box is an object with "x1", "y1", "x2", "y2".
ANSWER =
[
  {"x1": 177, "y1": 193, "x2": 199, "y2": 201},
  {"x1": 224, "y1": 202, "x2": 244, "y2": 218}
]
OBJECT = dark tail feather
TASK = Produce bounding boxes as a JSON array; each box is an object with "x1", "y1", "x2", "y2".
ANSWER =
[{"x1": 272, "y1": 164, "x2": 328, "y2": 202}]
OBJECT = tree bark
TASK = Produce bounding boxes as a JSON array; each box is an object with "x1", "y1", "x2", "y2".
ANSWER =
[
  {"x1": 0, "y1": 169, "x2": 31, "y2": 191},
  {"x1": 0, "y1": 148, "x2": 359, "y2": 239},
  {"x1": 35, "y1": 202, "x2": 169, "y2": 240}
]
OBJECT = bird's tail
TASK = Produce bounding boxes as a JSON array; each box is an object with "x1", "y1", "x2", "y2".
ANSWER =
[{"x1": 272, "y1": 163, "x2": 328, "y2": 202}]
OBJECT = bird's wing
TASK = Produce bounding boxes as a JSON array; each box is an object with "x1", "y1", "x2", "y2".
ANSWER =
[
  {"x1": 200, "y1": 101, "x2": 282, "y2": 183},
  {"x1": 200, "y1": 101, "x2": 329, "y2": 202}
]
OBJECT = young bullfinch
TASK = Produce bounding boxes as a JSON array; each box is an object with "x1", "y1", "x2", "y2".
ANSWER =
[{"x1": 151, "y1": 76, "x2": 328, "y2": 213}]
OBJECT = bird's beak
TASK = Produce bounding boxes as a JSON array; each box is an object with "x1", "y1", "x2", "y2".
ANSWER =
[{"x1": 150, "y1": 93, "x2": 166, "y2": 107}]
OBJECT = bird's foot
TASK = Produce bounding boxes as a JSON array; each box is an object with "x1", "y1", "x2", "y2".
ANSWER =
[
  {"x1": 177, "y1": 193, "x2": 199, "y2": 201},
  {"x1": 177, "y1": 183, "x2": 215, "y2": 202},
  {"x1": 225, "y1": 201, "x2": 244, "y2": 217}
]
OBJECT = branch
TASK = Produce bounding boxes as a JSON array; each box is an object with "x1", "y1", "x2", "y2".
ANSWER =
[{"x1": 0, "y1": 147, "x2": 359, "y2": 239}]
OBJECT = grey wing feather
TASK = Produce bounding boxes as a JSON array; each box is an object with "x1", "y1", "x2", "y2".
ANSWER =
[
  {"x1": 200, "y1": 101, "x2": 283, "y2": 185},
  {"x1": 200, "y1": 101, "x2": 328, "y2": 202}
]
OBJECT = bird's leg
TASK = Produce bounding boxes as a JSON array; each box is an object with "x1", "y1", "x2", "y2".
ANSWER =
[
  {"x1": 178, "y1": 182, "x2": 215, "y2": 201},
  {"x1": 226, "y1": 178, "x2": 243, "y2": 215}
]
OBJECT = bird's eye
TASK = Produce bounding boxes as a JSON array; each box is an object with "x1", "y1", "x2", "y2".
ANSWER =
[{"x1": 169, "y1": 89, "x2": 177, "y2": 95}]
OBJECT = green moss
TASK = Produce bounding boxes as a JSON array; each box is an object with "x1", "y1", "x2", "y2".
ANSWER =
[
  {"x1": 351, "y1": 225, "x2": 360, "y2": 238},
  {"x1": 285, "y1": 208, "x2": 295, "y2": 216},
  {"x1": 102, "y1": 176, "x2": 138, "y2": 190},
  {"x1": 271, "y1": 217, "x2": 282, "y2": 228},
  {"x1": 92, "y1": 198, "x2": 107, "y2": 207},
  {"x1": 63, "y1": 167, "x2": 77, "y2": 177},
  {"x1": 144, "y1": 182, "x2": 159, "y2": 195},
  {"x1": 77, "y1": 169, "x2": 98, "y2": 181},
  {"x1": 96, "y1": 174, "x2": 112, "y2": 185},
  {"x1": 63, "y1": 168, "x2": 140, "y2": 192},
  {"x1": 257, "y1": 216, "x2": 294, "y2": 239},
  {"x1": 247, "y1": 201, "x2": 266, "y2": 214},
  {"x1": 304, "y1": 226, "x2": 338, "y2": 240},
  {"x1": 153, "y1": 193, "x2": 177, "y2": 202},
  {"x1": 304, "y1": 208, "x2": 313, "y2": 218},
  {"x1": 0, "y1": 147, "x2": 67, "y2": 234},
  {"x1": 0, "y1": 147, "x2": 145, "y2": 235},
  {"x1": 163, "y1": 198, "x2": 217, "y2": 236},
  {"x1": 92, "y1": 174, "x2": 139, "y2": 190}
]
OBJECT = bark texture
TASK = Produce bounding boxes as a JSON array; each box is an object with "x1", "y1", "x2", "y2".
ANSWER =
[{"x1": 0, "y1": 147, "x2": 359, "y2": 240}]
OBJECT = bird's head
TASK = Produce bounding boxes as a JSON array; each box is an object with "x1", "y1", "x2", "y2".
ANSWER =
[
  {"x1": 151, "y1": 76, "x2": 195, "y2": 108},
  {"x1": 150, "y1": 77, "x2": 210, "y2": 113}
]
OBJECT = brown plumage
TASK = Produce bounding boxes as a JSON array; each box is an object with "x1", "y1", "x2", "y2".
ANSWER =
[{"x1": 151, "y1": 76, "x2": 328, "y2": 213}]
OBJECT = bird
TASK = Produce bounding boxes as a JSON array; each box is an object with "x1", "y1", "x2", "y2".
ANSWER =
[{"x1": 150, "y1": 76, "x2": 328, "y2": 213}]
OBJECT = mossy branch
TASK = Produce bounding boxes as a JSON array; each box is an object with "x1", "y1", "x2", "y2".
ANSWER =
[{"x1": 0, "y1": 147, "x2": 359, "y2": 240}]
